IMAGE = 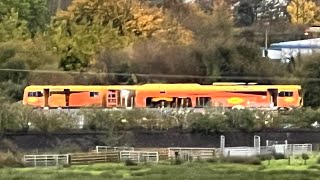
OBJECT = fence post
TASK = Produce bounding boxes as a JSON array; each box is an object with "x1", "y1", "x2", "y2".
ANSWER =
[
  {"x1": 45, "y1": 155, "x2": 47, "y2": 167},
  {"x1": 254, "y1": 135, "x2": 261, "y2": 155},
  {"x1": 220, "y1": 135, "x2": 225, "y2": 157},
  {"x1": 157, "y1": 152, "x2": 159, "y2": 163},
  {"x1": 56, "y1": 155, "x2": 59, "y2": 166},
  {"x1": 34, "y1": 155, "x2": 37, "y2": 167},
  {"x1": 220, "y1": 135, "x2": 225, "y2": 149},
  {"x1": 68, "y1": 154, "x2": 71, "y2": 165}
]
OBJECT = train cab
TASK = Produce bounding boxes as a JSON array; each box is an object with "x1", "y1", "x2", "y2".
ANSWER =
[
  {"x1": 23, "y1": 86, "x2": 107, "y2": 108},
  {"x1": 276, "y1": 86, "x2": 302, "y2": 109},
  {"x1": 23, "y1": 86, "x2": 47, "y2": 108}
]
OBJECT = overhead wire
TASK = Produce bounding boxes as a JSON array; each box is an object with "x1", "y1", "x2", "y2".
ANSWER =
[{"x1": 0, "y1": 68, "x2": 318, "y2": 82}]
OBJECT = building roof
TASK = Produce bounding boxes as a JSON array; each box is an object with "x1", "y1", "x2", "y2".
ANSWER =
[{"x1": 269, "y1": 38, "x2": 320, "y2": 50}]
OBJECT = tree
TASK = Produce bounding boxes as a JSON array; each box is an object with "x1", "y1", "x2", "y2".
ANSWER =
[
  {"x1": 302, "y1": 153, "x2": 309, "y2": 165},
  {"x1": 49, "y1": 0, "x2": 193, "y2": 71},
  {"x1": 0, "y1": 9, "x2": 30, "y2": 42},
  {"x1": 179, "y1": 0, "x2": 234, "y2": 78},
  {"x1": 127, "y1": 40, "x2": 203, "y2": 82},
  {"x1": 0, "y1": 37, "x2": 60, "y2": 101},
  {"x1": 236, "y1": 2, "x2": 255, "y2": 26},
  {"x1": 0, "y1": 10, "x2": 59, "y2": 100},
  {"x1": 287, "y1": 0, "x2": 317, "y2": 24},
  {"x1": 257, "y1": 0, "x2": 290, "y2": 23},
  {"x1": 0, "y1": 8, "x2": 59, "y2": 101},
  {"x1": 0, "y1": 0, "x2": 49, "y2": 36},
  {"x1": 295, "y1": 54, "x2": 320, "y2": 107}
]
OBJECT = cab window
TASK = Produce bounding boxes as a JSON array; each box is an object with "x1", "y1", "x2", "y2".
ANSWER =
[
  {"x1": 28, "y1": 91, "x2": 43, "y2": 97},
  {"x1": 279, "y1": 91, "x2": 293, "y2": 97},
  {"x1": 90, "y1": 92, "x2": 99, "y2": 97}
]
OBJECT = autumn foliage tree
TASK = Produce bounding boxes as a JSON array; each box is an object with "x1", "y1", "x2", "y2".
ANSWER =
[
  {"x1": 287, "y1": 0, "x2": 317, "y2": 24},
  {"x1": 49, "y1": 0, "x2": 193, "y2": 71}
]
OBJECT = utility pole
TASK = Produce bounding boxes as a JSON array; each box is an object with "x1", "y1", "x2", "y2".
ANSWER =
[
  {"x1": 265, "y1": 29, "x2": 268, "y2": 49},
  {"x1": 264, "y1": 22, "x2": 269, "y2": 57},
  {"x1": 57, "y1": 0, "x2": 62, "y2": 13}
]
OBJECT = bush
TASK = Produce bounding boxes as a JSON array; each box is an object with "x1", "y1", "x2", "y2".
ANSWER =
[
  {"x1": 206, "y1": 158, "x2": 219, "y2": 163},
  {"x1": 225, "y1": 109, "x2": 265, "y2": 132},
  {"x1": 273, "y1": 153, "x2": 286, "y2": 160},
  {"x1": 302, "y1": 153, "x2": 309, "y2": 165},
  {"x1": 221, "y1": 156, "x2": 261, "y2": 165},
  {"x1": 171, "y1": 158, "x2": 184, "y2": 165},
  {"x1": 0, "y1": 152, "x2": 24, "y2": 168},
  {"x1": 0, "y1": 139, "x2": 18, "y2": 153},
  {"x1": 309, "y1": 165, "x2": 320, "y2": 170},
  {"x1": 275, "y1": 108, "x2": 320, "y2": 128},
  {"x1": 0, "y1": 103, "x2": 80, "y2": 133},
  {"x1": 257, "y1": 154, "x2": 272, "y2": 161},
  {"x1": 190, "y1": 111, "x2": 229, "y2": 134},
  {"x1": 53, "y1": 139, "x2": 83, "y2": 154},
  {"x1": 124, "y1": 159, "x2": 137, "y2": 166},
  {"x1": 29, "y1": 111, "x2": 79, "y2": 132}
]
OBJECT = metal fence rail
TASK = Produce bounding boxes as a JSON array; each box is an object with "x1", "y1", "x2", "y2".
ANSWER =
[
  {"x1": 120, "y1": 151, "x2": 159, "y2": 163},
  {"x1": 222, "y1": 147, "x2": 260, "y2": 157},
  {"x1": 284, "y1": 144, "x2": 312, "y2": 156},
  {"x1": 134, "y1": 148, "x2": 168, "y2": 160},
  {"x1": 260, "y1": 146, "x2": 275, "y2": 155},
  {"x1": 168, "y1": 147, "x2": 216, "y2": 160},
  {"x1": 24, "y1": 154, "x2": 69, "y2": 167},
  {"x1": 95, "y1": 146, "x2": 134, "y2": 152}
]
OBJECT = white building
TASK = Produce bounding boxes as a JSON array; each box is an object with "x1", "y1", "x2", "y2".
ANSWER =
[{"x1": 263, "y1": 38, "x2": 320, "y2": 62}]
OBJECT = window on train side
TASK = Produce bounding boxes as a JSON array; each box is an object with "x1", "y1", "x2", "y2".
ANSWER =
[
  {"x1": 28, "y1": 91, "x2": 43, "y2": 97},
  {"x1": 90, "y1": 92, "x2": 99, "y2": 97},
  {"x1": 279, "y1": 91, "x2": 293, "y2": 97},
  {"x1": 196, "y1": 97, "x2": 211, "y2": 107}
]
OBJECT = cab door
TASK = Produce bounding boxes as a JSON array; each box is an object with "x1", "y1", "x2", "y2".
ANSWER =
[
  {"x1": 267, "y1": 89, "x2": 278, "y2": 108},
  {"x1": 48, "y1": 91, "x2": 67, "y2": 107}
]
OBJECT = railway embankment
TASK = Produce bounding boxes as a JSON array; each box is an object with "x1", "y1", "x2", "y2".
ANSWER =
[{"x1": 1, "y1": 129, "x2": 320, "y2": 153}]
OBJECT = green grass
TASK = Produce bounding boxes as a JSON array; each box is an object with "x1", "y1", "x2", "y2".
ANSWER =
[{"x1": 1, "y1": 156, "x2": 320, "y2": 180}]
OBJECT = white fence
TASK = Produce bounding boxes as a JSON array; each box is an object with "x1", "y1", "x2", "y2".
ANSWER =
[
  {"x1": 275, "y1": 144, "x2": 313, "y2": 156},
  {"x1": 95, "y1": 146, "x2": 134, "y2": 152},
  {"x1": 168, "y1": 147, "x2": 216, "y2": 160},
  {"x1": 24, "y1": 154, "x2": 69, "y2": 167},
  {"x1": 221, "y1": 144, "x2": 312, "y2": 157},
  {"x1": 222, "y1": 147, "x2": 260, "y2": 157},
  {"x1": 119, "y1": 151, "x2": 159, "y2": 163}
]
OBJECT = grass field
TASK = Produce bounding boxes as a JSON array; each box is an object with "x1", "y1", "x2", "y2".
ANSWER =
[{"x1": 1, "y1": 157, "x2": 320, "y2": 180}]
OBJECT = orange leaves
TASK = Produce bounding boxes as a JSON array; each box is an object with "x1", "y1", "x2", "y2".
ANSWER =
[
  {"x1": 287, "y1": 0, "x2": 317, "y2": 24},
  {"x1": 54, "y1": 0, "x2": 193, "y2": 45}
]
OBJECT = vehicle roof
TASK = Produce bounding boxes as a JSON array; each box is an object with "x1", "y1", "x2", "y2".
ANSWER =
[{"x1": 24, "y1": 84, "x2": 301, "y2": 92}]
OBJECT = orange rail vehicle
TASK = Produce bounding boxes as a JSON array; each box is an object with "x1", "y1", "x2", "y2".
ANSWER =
[{"x1": 23, "y1": 83, "x2": 303, "y2": 110}]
